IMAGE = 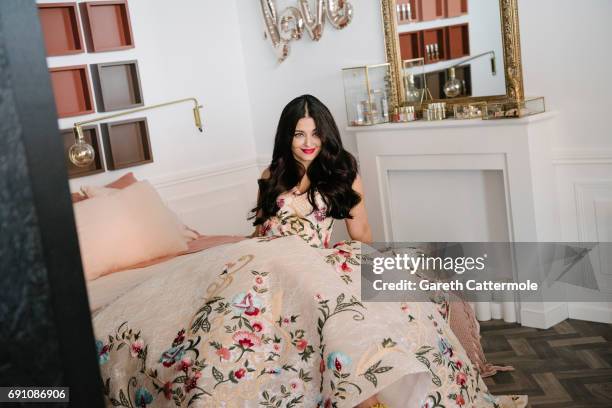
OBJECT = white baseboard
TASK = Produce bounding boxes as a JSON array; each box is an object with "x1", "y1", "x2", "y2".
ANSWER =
[
  {"x1": 568, "y1": 303, "x2": 612, "y2": 324},
  {"x1": 520, "y1": 302, "x2": 569, "y2": 329}
]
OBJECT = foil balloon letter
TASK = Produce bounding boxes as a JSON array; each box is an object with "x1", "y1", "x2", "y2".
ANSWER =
[
  {"x1": 299, "y1": 0, "x2": 324, "y2": 41},
  {"x1": 278, "y1": 6, "x2": 304, "y2": 41},
  {"x1": 260, "y1": 0, "x2": 354, "y2": 62},
  {"x1": 260, "y1": 0, "x2": 290, "y2": 62},
  {"x1": 326, "y1": 0, "x2": 353, "y2": 29}
]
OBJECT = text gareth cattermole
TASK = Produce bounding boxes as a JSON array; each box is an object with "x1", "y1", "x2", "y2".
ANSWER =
[{"x1": 372, "y1": 253, "x2": 487, "y2": 275}]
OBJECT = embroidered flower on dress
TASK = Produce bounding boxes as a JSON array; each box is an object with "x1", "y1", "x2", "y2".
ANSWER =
[
  {"x1": 184, "y1": 371, "x2": 202, "y2": 392},
  {"x1": 313, "y1": 208, "x2": 327, "y2": 222},
  {"x1": 234, "y1": 368, "x2": 246, "y2": 379},
  {"x1": 289, "y1": 378, "x2": 303, "y2": 392},
  {"x1": 338, "y1": 262, "x2": 352, "y2": 273},
  {"x1": 326, "y1": 351, "x2": 352, "y2": 371},
  {"x1": 336, "y1": 248, "x2": 351, "y2": 257},
  {"x1": 159, "y1": 346, "x2": 185, "y2": 368},
  {"x1": 96, "y1": 340, "x2": 110, "y2": 365},
  {"x1": 231, "y1": 292, "x2": 263, "y2": 317},
  {"x1": 252, "y1": 322, "x2": 263, "y2": 332},
  {"x1": 232, "y1": 330, "x2": 261, "y2": 348},
  {"x1": 172, "y1": 329, "x2": 185, "y2": 347},
  {"x1": 261, "y1": 222, "x2": 272, "y2": 235},
  {"x1": 134, "y1": 387, "x2": 153, "y2": 406},
  {"x1": 216, "y1": 347, "x2": 231, "y2": 361},
  {"x1": 130, "y1": 339, "x2": 144, "y2": 358},
  {"x1": 177, "y1": 357, "x2": 193, "y2": 372},
  {"x1": 437, "y1": 337, "x2": 454, "y2": 359},
  {"x1": 455, "y1": 393, "x2": 465, "y2": 406},
  {"x1": 163, "y1": 381, "x2": 173, "y2": 400},
  {"x1": 295, "y1": 339, "x2": 308, "y2": 351},
  {"x1": 456, "y1": 372, "x2": 467, "y2": 386}
]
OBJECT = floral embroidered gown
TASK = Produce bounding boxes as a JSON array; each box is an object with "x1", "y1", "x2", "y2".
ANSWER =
[
  {"x1": 260, "y1": 187, "x2": 334, "y2": 249},
  {"x1": 92, "y1": 188, "x2": 523, "y2": 407}
]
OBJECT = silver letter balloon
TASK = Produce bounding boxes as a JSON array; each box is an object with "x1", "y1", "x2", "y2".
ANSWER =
[{"x1": 260, "y1": 0, "x2": 353, "y2": 62}]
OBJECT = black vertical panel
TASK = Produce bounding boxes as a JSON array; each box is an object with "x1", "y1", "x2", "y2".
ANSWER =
[{"x1": 0, "y1": 1, "x2": 104, "y2": 406}]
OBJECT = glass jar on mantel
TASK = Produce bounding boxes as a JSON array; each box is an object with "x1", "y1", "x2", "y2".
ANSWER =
[{"x1": 342, "y1": 63, "x2": 391, "y2": 126}]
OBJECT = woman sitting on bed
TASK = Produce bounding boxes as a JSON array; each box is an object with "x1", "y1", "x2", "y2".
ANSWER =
[
  {"x1": 251, "y1": 94, "x2": 372, "y2": 247},
  {"x1": 251, "y1": 95, "x2": 380, "y2": 408}
]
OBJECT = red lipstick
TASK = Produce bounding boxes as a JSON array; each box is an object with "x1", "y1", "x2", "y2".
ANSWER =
[{"x1": 301, "y1": 147, "x2": 316, "y2": 155}]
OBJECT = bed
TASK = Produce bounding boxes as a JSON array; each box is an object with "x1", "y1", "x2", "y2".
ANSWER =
[{"x1": 76, "y1": 175, "x2": 525, "y2": 407}]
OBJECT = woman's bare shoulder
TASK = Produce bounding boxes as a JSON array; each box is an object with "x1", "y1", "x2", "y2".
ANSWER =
[{"x1": 261, "y1": 167, "x2": 271, "y2": 180}]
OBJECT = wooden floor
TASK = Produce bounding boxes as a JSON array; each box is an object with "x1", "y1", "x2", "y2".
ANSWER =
[{"x1": 480, "y1": 319, "x2": 612, "y2": 407}]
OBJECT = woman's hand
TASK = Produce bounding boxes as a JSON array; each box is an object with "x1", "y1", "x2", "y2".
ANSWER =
[{"x1": 345, "y1": 174, "x2": 372, "y2": 244}]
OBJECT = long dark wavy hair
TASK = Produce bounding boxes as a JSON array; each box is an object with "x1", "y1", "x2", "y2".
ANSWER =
[{"x1": 250, "y1": 94, "x2": 360, "y2": 226}]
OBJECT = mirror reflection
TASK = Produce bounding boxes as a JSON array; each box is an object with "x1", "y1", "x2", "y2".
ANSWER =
[{"x1": 394, "y1": 0, "x2": 506, "y2": 100}]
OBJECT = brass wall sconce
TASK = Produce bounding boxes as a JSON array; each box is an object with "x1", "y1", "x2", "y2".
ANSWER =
[{"x1": 69, "y1": 97, "x2": 203, "y2": 167}]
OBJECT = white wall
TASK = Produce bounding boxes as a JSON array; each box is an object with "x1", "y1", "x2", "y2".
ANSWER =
[
  {"x1": 236, "y1": 0, "x2": 386, "y2": 159},
  {"x1": 518, "y1": 0, "x2": 612, "y2": 150},
  {"x1": 519, "y1": 0, "x2": 612, "y2": 319},
  {"x1": 40, "y1": 0, "x2": 257, "y2": 190}
]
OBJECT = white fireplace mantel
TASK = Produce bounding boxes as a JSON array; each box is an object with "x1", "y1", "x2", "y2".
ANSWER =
[
  {"x1": 351, "y1": 112, "x2": 560, "y2": 242},
  {"x1": 350, "y1": 112, "x2": 567, "y2": 328}
]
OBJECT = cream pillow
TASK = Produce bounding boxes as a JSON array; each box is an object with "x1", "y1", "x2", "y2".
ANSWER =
[{"x1": 74, "y1": 181, "x2": 188, "y2": 280}]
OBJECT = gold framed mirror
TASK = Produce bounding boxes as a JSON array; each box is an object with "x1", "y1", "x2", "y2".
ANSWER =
[{"x1": 381, "y1": 0, "x2": 525, "y2": 111}]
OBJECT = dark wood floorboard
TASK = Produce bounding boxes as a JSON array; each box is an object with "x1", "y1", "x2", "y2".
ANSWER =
[{"x1": 481, "y1": 319, "x2": 612, "y2": 407}]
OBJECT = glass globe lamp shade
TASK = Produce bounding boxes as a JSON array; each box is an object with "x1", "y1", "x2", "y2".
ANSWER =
[
  {"x1": 69, "y1": 138, "x2": 95, "y2": 167},
  {"x1": 443, "y1": 67, "x2": 463, "y2": 98}
]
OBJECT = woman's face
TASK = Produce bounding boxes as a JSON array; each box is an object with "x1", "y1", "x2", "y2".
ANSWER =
[{"x1": 291, "y1": 116, "x2": 321, "y2": 167}]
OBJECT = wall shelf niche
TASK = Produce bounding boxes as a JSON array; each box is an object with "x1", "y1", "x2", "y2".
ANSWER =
[
  {"x1": 399, "y1": 24, "x2": 470, "y2": 64},
  {"x1": 418, "y1": 0, "x2": 444, "y2": 21},
  {"x1": 399, "y1": 31, "x2": 422, "y2": 61},
  {"x1": 37, "y1": 2, "x2": 84, "y2": 56},
  {"x1": 49, "y1": 65, "x2": 95, "y2": 118},
  {"x1": 422, "y1": 27, "x2": 447, "y2": 64},
  {"x1": 91, "y1": 60, "x2": 144, "y2": 112},
  {"x1": 396, "y1": 0, "x2": 418, "y2": 24},
  {"x1": 445, "y1": 0, "x2": 468, "y2": 18},
  {"x1": 101, "y1": 117, "x2": 153, "y2": 170},
  {"x1": 80, "y1": 0, "x2": 134, "y2": 52},
  {"x1": 61, "y1": 125, "x2": 104, "y2": 178},
  {"x1": 446, "y1": 23, "x2": 470, "y2": 59}
]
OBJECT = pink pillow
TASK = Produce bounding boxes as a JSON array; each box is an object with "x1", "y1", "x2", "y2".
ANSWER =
[
  {"x1": 72, "y1": 192, "x2": 87, "y2": 203},
  {"x1": 73, "y1": 181, "x2": 188, "y2": 280},
  {"x1": 81, "y1": 185, "x2": 199, "y2": 243},
  {"x1": 105, "y1": 172, "x2": 137, "y2": 189},
  {"x1": 70, "y1": 173, "x2": 137, "y2": 203}
]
